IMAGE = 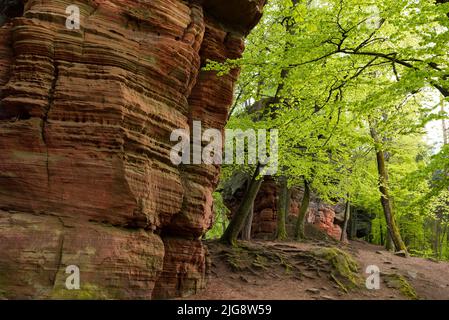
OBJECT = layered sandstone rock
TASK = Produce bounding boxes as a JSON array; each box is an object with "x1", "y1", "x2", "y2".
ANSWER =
[
  {"x1": 307, "y1": 205, "x2": 343, "y2": 241},
  {"x1": 0, "y1": 0, "x2": 265, "y2": 299},
  {"x1": 223, "y1": 176, "x2": 344, "y2": 240}
]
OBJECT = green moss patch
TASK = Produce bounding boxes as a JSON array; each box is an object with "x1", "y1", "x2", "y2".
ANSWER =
[
  {"x1": 384, "y1": 274, "x2": 418, "y2": 300},
  {"x1": 313, "y1": 247, "x2": 362, "y2": 292},
  {"x1": 51, "y1": 283, "x2": 109, "y2": 300}
]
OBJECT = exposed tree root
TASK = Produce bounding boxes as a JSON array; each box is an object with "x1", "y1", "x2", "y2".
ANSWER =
[{"x1": 208, "y1": 241, "x2": 362, "y2": 293}]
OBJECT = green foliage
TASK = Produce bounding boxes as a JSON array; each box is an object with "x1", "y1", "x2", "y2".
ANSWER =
[
  {"x1": 205, "y1": 192, "x2": 230, "y2": 240},
  {"x1": 209, "y1": 0, "x2": 449, "y2": 257}
]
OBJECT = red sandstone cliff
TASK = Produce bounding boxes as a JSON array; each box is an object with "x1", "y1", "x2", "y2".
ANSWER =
[{"x1": 0, "y1": 0, "x2": 265, "y2": 299}]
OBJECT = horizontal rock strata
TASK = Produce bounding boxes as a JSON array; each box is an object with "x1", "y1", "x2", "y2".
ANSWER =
[{"x1": 0, "y1": 0, "x2": 265, "y2": 299}]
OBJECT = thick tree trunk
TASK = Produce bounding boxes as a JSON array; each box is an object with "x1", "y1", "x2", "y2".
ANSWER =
[
  {"x1": 276, "y1": 176, "x2": 289, "y2": 240},
  {"x1": 295, "y1": 179, "x2": 311, "y2": 240},
  {"x1": 370, "y1": 127, "x2": 407, "y2": 254},
  {"x1": 221, "y1": 164, "x2": 263, "y2": 246},
  {"x1": 377, "y1": 150, "x2": 407, "y2": 252},
  {"x1": 340, "y1": 199, "x2": 351, "y2": 243},
  {"x1": 242, "y1": 202, "x2": 254, "y2": 241},
  {"x1": 386, "y1": 232, "x2": 393, "y2": 251}
]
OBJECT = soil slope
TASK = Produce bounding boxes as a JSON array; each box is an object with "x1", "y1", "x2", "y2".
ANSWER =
[{"x1": 187, "y1": 240, "x2": 449, "y2": 300}]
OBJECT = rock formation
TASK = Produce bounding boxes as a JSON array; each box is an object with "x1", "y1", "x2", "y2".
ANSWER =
[
  {"x1": 222, "y1": 175, "x2": 345, "y2": 240},
  {"x1": 348, "y1": 207, "x2": 376, "y2": 240},
  {"x1": 306, "y1": 205, "x2": 343, "y2": 240},
  {"x1": 0, "y1": 0, "x2": 265, "y2": 299}
]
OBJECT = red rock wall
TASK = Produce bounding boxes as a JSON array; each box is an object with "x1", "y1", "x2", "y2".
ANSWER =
[
  {"x1": 307, "y1": 206, "x2": 343, "y2": 240},
  {"x1": 0, "y1": 0, "x2": 265, "y2": 299},
  {"x1": 226, "y1": 178, "x2": 343, "y2": 240}
]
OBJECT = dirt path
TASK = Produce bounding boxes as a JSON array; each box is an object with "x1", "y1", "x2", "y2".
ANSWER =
[
  {"x1": 187, "y1": 240, "x2": 449, "y2": 300},
  {"x1": 351, "y1": 240, "x2": 449, "y2": 300}
]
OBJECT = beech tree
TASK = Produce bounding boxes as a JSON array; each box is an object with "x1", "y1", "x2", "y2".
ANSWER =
[
  {"x1": 210, "y1": 0, "x2": 449, "y2": 255},
  {"x1": 221, "y1": 163, "x2": 263, "y2": 246}
]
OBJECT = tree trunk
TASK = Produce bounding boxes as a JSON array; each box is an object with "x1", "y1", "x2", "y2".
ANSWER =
[
  {"x1": 295, "y1": 179, "x2": 310, "y2": 240},
  {"x1": 386, "y1": 232, "x2": 393, "y2": 251},
  {"x1": 370, "y1": 126, "x2": 407, "y2": 254},
  {"x1": 276, "y1": 176, "x2": 289, "y2": 240},
  {"x1": 221, "y1": 164, "x2": 263, "y2": 246},
  {"x1": 242, "y1": 202, "x2": 254, "y2": 241},
  {"x1": 340, "y1": 198, "x2": 351, "y2": 243}
]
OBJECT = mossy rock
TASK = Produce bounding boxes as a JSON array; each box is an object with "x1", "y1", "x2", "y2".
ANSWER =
[
  {"x1": 313, "y1": 247, "x2": 362, "y2": 291},
  {"x1": 51, "y1": 283, "x2": 110, "y2": 300},
  {"x1": 384, "y1": 274, "x2": 418, "y2": 300}
]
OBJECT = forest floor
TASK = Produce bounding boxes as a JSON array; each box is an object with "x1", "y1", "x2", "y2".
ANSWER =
[{"x1": 187, "y1": 239, "x2": 449, "y2": 300}]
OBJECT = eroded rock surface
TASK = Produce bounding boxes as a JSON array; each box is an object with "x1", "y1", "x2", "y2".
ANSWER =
[{"x1": 0, "y1": 0, "x2": 265, "y2": 299}]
